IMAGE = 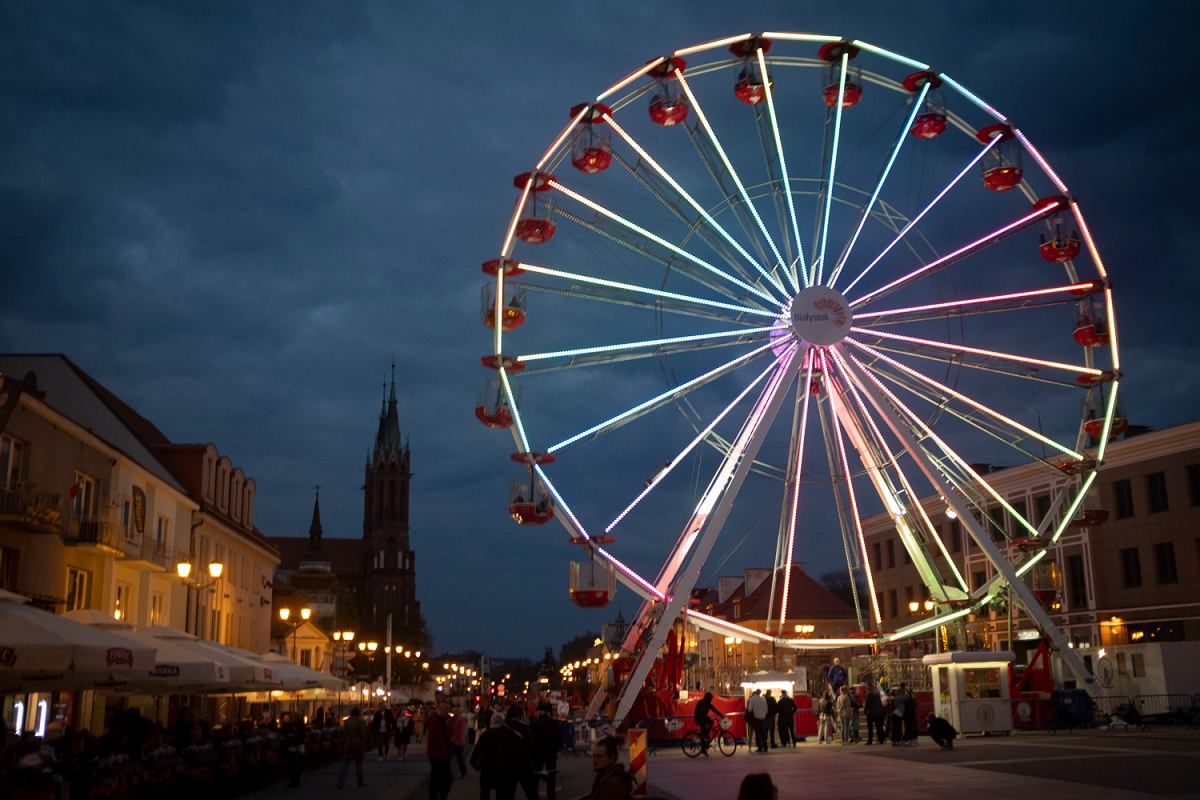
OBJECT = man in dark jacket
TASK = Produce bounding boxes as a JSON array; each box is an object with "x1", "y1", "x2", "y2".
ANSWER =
[
  {"x1": 471, "y1": 714, "x2": 527, "y2": 800},
  {"x1": 586, "y1": 736, "x2": 633, "y2": 800},
  {"x1": 926, "y1": 712, "x2": 958, "y2": 749},
  {"x1": 764, "y1": 690, "x2": 779, "y2": 748},
  {"x1": 864, "y1": 682, "x2": 886, "y2": 745},
  {"x1": 776, "y1": 690, "x2": 797, "y2": 747},
  {"x1": 281, "y1": 712, "x2": 306, "y2": 787},
  {"x1": 426, "y1": 701, "x2": 453, "y2": 800},
  {"x1": 505, "y1": 704, "x2": 539, "y2": 800},
  {"x1": 530, "y1": 703, "x2": 562, "y2": 800},
  {"x1": 827, "y1": 657, "x2": 848, "y2": 694}
]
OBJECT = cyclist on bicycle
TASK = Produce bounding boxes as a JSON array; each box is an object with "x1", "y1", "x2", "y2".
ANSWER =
[{"x1": 693, "y1": 692, "x2": 724, "y2": 755}]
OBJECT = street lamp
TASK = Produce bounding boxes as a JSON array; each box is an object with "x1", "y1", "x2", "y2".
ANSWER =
[
  {"x1": 175, "y1": 560, "x2": 225, "y2": 637},
  {"x1": 908, "y1": 598, "x2": 936, "y2": 616},
  {"x1": 332, "y1": 630, "x2": 356, "y2": 679},
  {"x1": 278, "y1": 606, "x2": 312, "y2": 663}
]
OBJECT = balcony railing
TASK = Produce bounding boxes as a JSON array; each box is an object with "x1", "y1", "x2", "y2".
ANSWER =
[
  {"x1": 0, "y1": 484, "x2": 63, "y2": 533},
  {"x1": 63, "y1": 512, "x2": 126, "y2": 554},
  {"x1": 123, "y1": 534, "x2": 170, "y2": 568}
]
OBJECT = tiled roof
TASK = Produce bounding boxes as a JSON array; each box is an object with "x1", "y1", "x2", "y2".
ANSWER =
[{"x1": 696, "y1": 566, "x2": 855, "y2": 622}]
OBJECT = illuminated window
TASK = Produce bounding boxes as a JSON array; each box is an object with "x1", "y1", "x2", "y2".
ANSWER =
[
  {"x1": 66, "y1": 566, "x2": 91, "y2": 611},
  {"x1": 0, "y1": 434, "x2": 24, "y2": 491},
  {"x1": 71, "y1": 471, "x2": 96, "y2": 519},
  {"x1": 150, "y1": 592, "x2": 164, "y2": 625}
]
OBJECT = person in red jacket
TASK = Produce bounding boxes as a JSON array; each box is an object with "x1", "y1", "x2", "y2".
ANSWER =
[{"x1": 425, "y1": 700, "x2": 453, "y2": 800}]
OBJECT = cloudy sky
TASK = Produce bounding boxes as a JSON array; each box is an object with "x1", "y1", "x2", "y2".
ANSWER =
[{"x1": 3, "y1": 1, "x2": 1196, "y2": 658}]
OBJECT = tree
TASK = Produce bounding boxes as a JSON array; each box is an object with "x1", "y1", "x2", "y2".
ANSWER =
[
  {"x1": 819, "y1": 571, "x2": 866, "y2": 609},
  {"x1": 558, "y1": 631, "x2": 599, "y2": 665}
]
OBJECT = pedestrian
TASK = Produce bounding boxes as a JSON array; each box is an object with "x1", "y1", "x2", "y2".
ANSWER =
[
  {"x1": 864, "y1": 682, "x2": 886, "y2": 745},
  {"x1": 836, "y1": 686, "x2": 853, "y2": 744},
  {"x1": 336, "y1": 706, "x2": 367, "y2": 789},
  {"x1": 817, "y1": 688, "x2": 836, "y2": 744},
  {"x1": 413, "y1": 705, "x2": 426, "y2": 743},
  {"x1": 371, "y1": 706, "x2": 396, "y2": 761},
  {"x1": 849, "y1": 685, "x2": 861, "y2": 743},
  {"x1": 827, "y1": 657, "x2": 848, "y2": 694},
  {"x1": 903, "y1": 684, "x2": 919, "y2": 744},
  {"x1": 585, "y1": 736, "x2": 633, "y2": 800},
  {"x1": 693, "y1": 691, "x2": 723, "y2": 756},
  {"x1": 397, "y1": 710, "x2": 413, "y2": 759},
  {"x1": 504, "y1": 704, "x2": 539, "y2": 800},
  {"x1": 426, "y1": 699, "x2": 453, "y2": 800},
  {"x1": 763, "y1": 690, "x2": 778, "y2": 749},
  {"x1": 471, "y1": 713, "x2": 525, "y2": 800},
  {"x1": 926, "y1": 712, "x2": 958, "y2": 750},
  {"x1": 530, "y1": 702, "x2": 562, "y2": 800},
  {"x1": 736, "y1": 772, "x2": 779, "y2": 800},
  {"x1": 281, "y1": 711, "x2": 305, "y2": 788},
  {"x1": 746, "y1": 689, "x2": 768, "y2": 753},
  {"x1": 448, "y1": 707, "x2": 468, "y2": 778},
  {"x1": 890, "y1": 682, "x2": 908, "y2": 746},
  {"x1": 775, "y1": 690, "x2": 796, "y2": 747}
]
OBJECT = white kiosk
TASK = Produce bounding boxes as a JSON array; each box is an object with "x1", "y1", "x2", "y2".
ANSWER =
[{"x1": 922, "y1": 651, "x2": 1014, "y2": 735}]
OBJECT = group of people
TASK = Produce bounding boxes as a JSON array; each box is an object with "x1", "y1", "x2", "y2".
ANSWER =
[
  {"x1": 468, "y1": 701, "x2": 564, "y2": 800},
  {"x1": 743, "y1": 689, "x2": 799, "y2": 752}
]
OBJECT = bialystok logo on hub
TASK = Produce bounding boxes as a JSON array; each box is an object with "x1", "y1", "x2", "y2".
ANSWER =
[{"x1": 790, "y1": 287, "x2": 851, "y2": 346}]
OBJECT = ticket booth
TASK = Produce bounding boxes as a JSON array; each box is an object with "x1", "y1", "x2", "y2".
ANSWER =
[{"x1": 922, "y1": 651, "x2": 1014, "y2": 735}]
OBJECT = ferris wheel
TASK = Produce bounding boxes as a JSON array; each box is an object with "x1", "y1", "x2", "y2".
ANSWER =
[{"x1": 477, "y1": 32, "x2": 1118, "y2": 719}]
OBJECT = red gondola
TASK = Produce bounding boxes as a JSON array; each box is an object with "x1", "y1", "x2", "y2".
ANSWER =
[
  {"x1": 475, "y1": 379, "x2": 515, "y2": 429},
  {"x1": 509, "y1": 474, "x2": 554, "y2": 525},
  {"x1": 976, "y1": 124, "x2": 1023, "y2": 191},
  {"x1": 512, "y1": 172, "x2": 557, "y2": 244},
  {"x1": 647, "y1": 57, "x2": 688, "y2": 127},
  {"x1": 481, "y1": 284, "x2": 526, "y2": 331},
  {"x1": 730, "y1": 37, "x2": 772, "y2": 105},
  {"x1": 818, "y1": 42, "x2": 862, "y2": 108},
  {"x1": 903, "y1": 71, "x2": 947, "y2": 139},
  {"x1": 569, "y1": 558, "x2": 616, "y2": 608},
  {"x1": 569, "y1": 103, "x2": 613, "y2": 174}
]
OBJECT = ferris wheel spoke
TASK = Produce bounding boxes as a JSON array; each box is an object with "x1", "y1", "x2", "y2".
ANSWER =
[
  {"x1": 673, "y1": 68, "x2": 795, "y2": 295},
  {"x1": 547, "y1": 178, "x2": 782, "y2": 305},
  {"x1": 816, "y1": 384, "x2": 867, "y2": 627},
  {"x1": 518, "y1": 281, "x2": 766, "y2": 328},
  {"x1": 517, "y1": 334, "x2": 774, "y2": 376},
  {"x1": 773, "y1": 351, "x2": 816, "y2": 632},
  {"x1": 847, "y1": 337, "x2": 1084, "y2": 462},
  {"x1": 835, "y1": 348, "x2": 1041, "y2": 539},
  {"x1": 755, "y1": 48, "x2": 809, "y2": 289},
  {"x1": 827, "y1": 82, "x2": 930, "y2": 289},
  {"x1": 605, "y1": 343, "x2": 796, "y2": 534},
  {"x1": 860, "y1": 341, "x2": 1083, "y2": 389},
  {"x1": 602, "y1": 114, "x2": 784, "y2": 297},
  {"x1": 848, "y1": 327, "x2": 1103, "y2": 379},
  {"x1": 545, "y1": 339, "x2": 782, "y2": 453},
  {"x1": 853, "y1": 281, "x2": 1102, "y2": 327},
  {"x1": 840, "y1": 135, "x2": 1001, "y2": 298},
  {"x1": 514, "y1": 261, "x2": 779, "y2": 322},
  {"x1": 814, "y1": 50, "x2": 850, "y2": 285},
  {"x1": 849, "y1": 198, "x2": 1068, "y2": 310},
  {"x1": 828, "y1": 351, "x2": 970, "y2": 595},
  {"x1": 518, "y1": 326, "x2": 775, "y2": 365}
]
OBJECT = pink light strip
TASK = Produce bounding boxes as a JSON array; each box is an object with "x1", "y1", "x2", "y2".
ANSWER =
[
  {"x1": 778, "y1": 354, "x2": 816, "y2": 632},
  {"x1": 597, "y1": 57, "x2": 665, "y2": 103},
  {"x1": 846, "y1": 326, "x2": 1102, "y2": 376},
  {"x1": 1070, "y1": 200, "x2": 1110, "y2": 280},
  {"x1": 846, "y1": 338, "x2": 1085, "y2": 460},
  {"x1": 850, "y1": 203, "x2": 1061, "y2": 309},
  {"x1": 854, "y1": 282, "x2": 1097, "y2": 321},
  {"x1": 1013, "y1": 128, "x2": 1069, "y2": 195},
  {"x1": 827, "y1": 375, "x2": 883, "y2": 626}
]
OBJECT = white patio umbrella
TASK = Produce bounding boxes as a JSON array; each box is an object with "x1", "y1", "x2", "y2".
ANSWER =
[
  {"x1": 259, "y1": 651, "x2": 345, "y2": 691},
  {"x1": 0, "y1": 590, "x2": 156, "y2": 691},
  {"x1": 181, "y1": 637, "x2": 283, "y2": 690},
  {"x1": 63, "y1": 613, "x2": 231, "y2": 691}
]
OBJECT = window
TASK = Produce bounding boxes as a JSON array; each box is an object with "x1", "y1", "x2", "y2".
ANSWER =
[
  {"x1": 1146, "y1": 472, "x2": 1169, "y2": 513},
  {"x1": 0, "y1": 434, "x2": 24, "y2": 490},
  {"x1": 1112, "y1": 479, "x2": 1134, "y2": 519},
  {"x1": 887, "y1": 590, "x2": 897, "y2": 619},
  {"x1": 1011, "y1": 499, "x2": 1028, "y2": 532},
  {"x1": 300, "y1": 649, "x2": 312, "y2": 668},
  {"x1": 121, "y1": 499, "x2": 133, "y2": 540},
  {"x1": 71, "y1": 472, "x2": 96, "y2": 518},
  {"x1": 1066, "y1": 554, "x2": 1088, "y2": 607},
  {"x1": 65, "y1": 567, "x2": 91, "y2": 611},
  {"x1": 1120, "y1": 547, "x2": 1142, "y2": 588},
  {"x1": 886, "y1": 540, "x2": 895, "y2": 568},
  {"x1": 0, "y1": 546, "x2": 18, "y2": 591},
  {"x1": 155, "y1": 516, "x2": 169, "y2": 552},
  {"x1": 1188, "y1": 464, "x2": 1200, "y2": 506},
  {"x1": 904, "y1": 585, "x2": 914, "y2": 607},
  {"x1": 150, "y1": 592, "x2": 164, "y2": 625},
  {"x1": 972, "y1": 570, "x2": 987, "y2": 591},
  {"x1": 1131, "y1": 653, "x2": 1146, "y2": 677},
  {"x1": 872, "y1": 542, "x2": 881, "y2": 568},
  {"x1": 1116, "y1": 652, "x2": 1127, "y2": 675},
  {"x1": 114, "y1": 582, "x2": 131, "y2": 621},
  {"x1": 950, "y1": 521, "x2": 962, "y2": 552},
  {"x1": 1034, "y1": 494, "x2": 1052, "y2": 525},
  {"x1": 1154, "y1": 542, "x2": 1178, "y2": 584}
]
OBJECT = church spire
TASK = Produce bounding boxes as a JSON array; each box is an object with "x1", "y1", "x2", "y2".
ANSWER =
[
  {"x1": 307, "y1": 485, "x2": 324, "y2": 554},
  {"x1": 372, "y1": 365, "x2": 404, "y2": 463}
]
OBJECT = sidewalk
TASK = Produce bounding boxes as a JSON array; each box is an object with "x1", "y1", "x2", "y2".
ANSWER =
[
  {"x1": 443, "y1": 749, "x2": 599, "y2": 800},
  {"x1": 244, "y1": 752, "x2": 429, "y2": 800}
]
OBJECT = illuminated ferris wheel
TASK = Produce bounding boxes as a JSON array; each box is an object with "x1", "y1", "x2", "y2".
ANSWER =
[{"x1": 477, "y1": 31, "x2": 1118, "y2": 719}]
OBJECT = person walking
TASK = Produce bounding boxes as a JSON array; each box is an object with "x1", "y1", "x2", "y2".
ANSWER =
[
  {"x1": 746, "y1": 689, "x2": 768, "y2": 753},
  {"x1": 281, "y1": 711, "x2": 305, "y2": 788},
  {"x1": 763, "y1": 690, "x2": 778, "y2": 749},
  {"x1": 890, "y1": 683, "x2": 908, "y2": 746},
  {"x1": 903, "y1": 683, "x2": 919, "y2": 745},
  {"x1": 836, "y1": 686, "x2": 853, "y2": 744},
  {"x1": 530, "y1": 702, "x2": 562, "y2": 800},
  {"x1": 817, "y1": 688, "x2": 836, "y2": 744},
  {"x1": 448, "y1": 708, "x2": 468, "y2": 778},
  {"x1": 371, "y1": 706, "x2": 396, "y2": 761},
  {"x1": 505, "y1": 704, "x2": 539, "y2": 800},
  {"x1": 470, "y1": 713, "x2": 526, "y2": 800},
  {"x1": 864, "y1": 682, "x2": 886, "y2": 745},
  {"x1": 776, "y1": 690, "x2": 796, "y2": 747},
  {"x1": 397, "y1": 710, "x2": 414, "y2": 760},
  {"x1": 426, "y1": 700, "x2": 454, "y2": 800},
  {"x1": 336, "y1": 706, "x2": 367, "y2": 789}
]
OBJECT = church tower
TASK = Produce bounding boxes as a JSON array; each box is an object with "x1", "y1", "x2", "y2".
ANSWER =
[{"x1": 361, "y1": 368, "x2": 419, "y2": 638}]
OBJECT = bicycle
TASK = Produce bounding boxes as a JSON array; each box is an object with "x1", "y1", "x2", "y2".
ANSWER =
[{"x1": 682, "y1": 718, "x2": 738, "y2": 757}]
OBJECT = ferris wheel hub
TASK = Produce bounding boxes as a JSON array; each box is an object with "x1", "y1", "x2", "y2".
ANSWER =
[{"x1": 788, "y1": 286, "x2": 852, "y2": 346}]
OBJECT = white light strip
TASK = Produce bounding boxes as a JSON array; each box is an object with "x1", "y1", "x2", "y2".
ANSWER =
[
  {"x1": 549, "y1": 179, "x2": 780, "y2": 304},
  {"x1": 602, "y1": 114, "x2": 779, "y2": 294},
  {"x1": 849, "y1": 40, "x2": 928, "y2": 71},
  {"x1": 597, "y1": 58, "x2": 665, "y2": 103},
  {"x1": 674, "y1": 34, "x2": 753, "y2": 57},
  {"x1": 501, "y1": 176, "x2": 536, "y2": 257},
  {"x1": 778, "y1": 355, "x2": 815, "y2": 629},
  {"x1": 516, "y1": 261, "x2": 779, "y2": 320},
  {"x1": 1013, "y1": 128, "x2": 1068, "y2": 195},
  {"x1": 605, "y1": 343, "x2": 794, "y2": 533},
  {"x1": 887, "y1": 607, "x2": 972, "y2": 640},
  {"x1": 847, "y1": 326, "x2": 1101, "y2": 376},
  {"x1": 938, "y1": 74, "x2": 1005, "y2": 122},
  {"x1": 547, "y1": 340, "x2": 778, "y2": 452},
  {"x1": 519, "y1": 326, "x2": 773, "y2": 363},
  {"x1": 827, "y1": 82, "x2": 929, "y2": 289},
  {"x1": 1094, "y1": 380, "x2": 1121, "y2": 463},
  {"x1": 842, "y1": 136, "x2": 1000, "y2": 297},
  {"x1": 827, "y1": 386, "x2": 882, "y2": 626},
  {"x1": 757, "y1": 47, "x2": 807, "y2": 290},
  {"x1": 815, "y1": 51, "x2": 849, "y2": 285},
  {"x1": 847, "y1": 338, "x2": 1084, "y2": 461},
  {"x1": 761, "y1": 32, "x2": 842, "y2": 43},
  {"x1": 1048, "y1": 471, "x2": 1098, "y2": 545},
  {"x1": 673, "y1": 69, "x2": 791, "y2": 295},
  {"x1": 1070, "y1": 200, "x2": 1110, "y2": 281},
  {"x1": 536, "y1": 106, "x2": 591, "y2": 171},
  {"x1": 854, "y1": 282, "x2": 1099, "y2": 323}
]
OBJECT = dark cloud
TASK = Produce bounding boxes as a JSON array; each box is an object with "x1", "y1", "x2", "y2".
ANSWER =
[{"x1": 3, "y1": 1, "x2": 1193, "y2": 658}]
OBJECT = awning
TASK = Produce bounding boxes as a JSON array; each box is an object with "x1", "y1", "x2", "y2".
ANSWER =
[
  {"x1": 175, "y1": 636, "x2": 283, "y2": 690},
  {"x1": 63, "y1": 616, "x2": 232, "y2": 692},
  {"x1": 0, "y1": 590, "x2": 156, "y2": 691},
  {"x1": 259, "y1": 651, "x2": 346, "y2": 691}
]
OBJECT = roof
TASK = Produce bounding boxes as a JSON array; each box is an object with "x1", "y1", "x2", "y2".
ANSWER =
[
  {"x1": 271, "y1": 535, "x2": 364, "y2": 577},
  {"x1": 0, "y1": 354, "x2": 187, "y2": 494},
  {"x1": 697, "y1": 566, "x2": 856, "y2": 622}
]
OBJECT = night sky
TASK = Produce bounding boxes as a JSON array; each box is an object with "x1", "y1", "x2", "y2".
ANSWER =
[{"x1": 3, "y1": 2, "x2": 1197, "y2": 658}]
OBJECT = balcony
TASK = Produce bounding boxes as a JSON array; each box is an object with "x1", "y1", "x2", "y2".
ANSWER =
[
  {"x1": 0, "y1": 484, "x2": 63, "y2": 534},
  {"x1": 121, "y1": 533, "x2": 171, "y2": 570},
  {"x1": 62, "y1": 512, "x2": 126, "y2": 555}
]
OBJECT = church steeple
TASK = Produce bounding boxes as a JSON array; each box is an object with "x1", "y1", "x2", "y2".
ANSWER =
[
  {"x1": 307, "y1": 485, "x2": 324, "y2": 555},
  {"x1": 373, "y1": 363, "x2": 405, "y2": 464}
]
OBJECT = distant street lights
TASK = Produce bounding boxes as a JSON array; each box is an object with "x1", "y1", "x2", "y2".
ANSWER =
[{"x1": 278, "y1": 606, "x2": 312, "y2": 663}]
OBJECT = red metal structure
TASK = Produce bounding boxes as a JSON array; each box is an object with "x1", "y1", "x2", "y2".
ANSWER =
[
  {"x1": 513, "y1": 172, "x2": 557, "y2": 244},
  {"x1": 570, "y1": 103, "x2": 613, "y2": 174},
  {"x1": 730, "y1": 37, "x2": 772, "y2": 105},
  {"x1": 903, "y1": 70, "x2": 947, "y2": 139},
  {"x1": 976, "y1": 124, "x2": 1023, "y2": 191},
  {"x1": 648, "y1": 58, "x2": 688, "y2": 126},
  {"x1": 818, "y1": 41, "x2": 862, "y2": 108}
]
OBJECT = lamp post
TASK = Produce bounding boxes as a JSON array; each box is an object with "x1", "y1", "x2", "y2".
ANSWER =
[
  {"x1": 175, "y1": 560, "x2": 225, "y2": 638},
  {"x1": 278, "y1": 606, "x2": 312, "y2": 663}
]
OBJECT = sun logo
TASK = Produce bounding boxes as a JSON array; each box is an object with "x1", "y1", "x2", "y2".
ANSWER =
[{"x1": 814, "y1": 297, "x2": 847, "y2": 327}]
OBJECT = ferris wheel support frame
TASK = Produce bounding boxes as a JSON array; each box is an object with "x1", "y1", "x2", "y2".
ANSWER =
[
  {"x1": 835, "y1": 348, "x2": 1099, "y2": 693},
  {"x1": 612, "y1": 346, "x2": 799, "y2": 724}
]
